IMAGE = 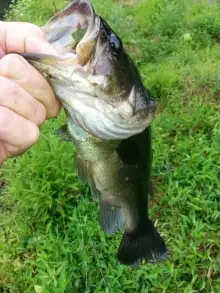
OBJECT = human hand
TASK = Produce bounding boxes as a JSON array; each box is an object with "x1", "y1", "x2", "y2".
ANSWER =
[{"x1": 0, "y1": 21, "x2": 61, "y2": 163}]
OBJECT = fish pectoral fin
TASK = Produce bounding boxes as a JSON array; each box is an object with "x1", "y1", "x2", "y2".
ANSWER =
[
  {"x1": 74, "y1": 155, "x2": 90, "y2": 183},
  {"x1": 74, "y1": 156, "x2": 100, "y2": 201},
  {"x1": 99, "y1": 199, "x2": 125, "y2": 235},
  {"x1": 117, "y1": 219, "x2": 168, "y2": 267},
  {"x1": 55, "y1": 125, "x2": 72, "y2": 141},
  {"x1": 89, "y1": 181, "x2": 100, "y2": 202}
]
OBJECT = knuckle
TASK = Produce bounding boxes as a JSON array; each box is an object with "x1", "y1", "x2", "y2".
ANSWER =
[
  {"x1": 8, "y1": 81, "x2": 20, "y2": 97},
  {"x1": 0, "y1": 106, "x2": 9, "y2": 128},
  {"x1": 49, "y1": 102, "x2": 62, "y2": 118},
  {"x1": 0, "y1": 76, "x2": 5, "y2": 104},
  {"x1": 18, "y1": 126, "x2": 39, "y2": 151},
  {"x1": 28, "y1": 24, "x2": 45, "y2": 38},
  {"x1": 17, "y1": 22, "x2": 45, "y2": 39},
  {"x1": 33, "y1": 75, "x2": 61, "y2": 118},
  {"x1": 0, "y1": 54, "x2": 29, "y2": 79},
  {"x1": 0, "y1": 76, "x2": 19, "y2": 102},
  {"x1": 28, "y1": 126, "x2": 39, "y2": 146},
  {"x1": 0, "y1": 54, "x2": 17, "y2": 74},
  {"x1": 34, "y1": 102, "x2": 47, "y2": 126},
  {"x1": 34, "y1": 73, "x2": 46, "y2": 94},
  {"x1": 0, "y1": 105, "x2": 39, "y2": 151}
]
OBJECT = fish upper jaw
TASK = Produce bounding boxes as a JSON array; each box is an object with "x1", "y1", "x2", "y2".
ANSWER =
[
  {"x1": 18, "y1": 54, "x2": 156, "y2": 141},
  {"x1": 42, "y1": 0, "x2": 100, "y2": 66}
]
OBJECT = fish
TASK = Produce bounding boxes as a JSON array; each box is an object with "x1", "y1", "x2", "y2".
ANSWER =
[{"x1": 20, "y1": 0, "x2": 168, "y2": 266}]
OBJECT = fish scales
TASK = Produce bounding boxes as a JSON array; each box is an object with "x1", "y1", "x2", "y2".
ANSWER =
[{"x1": 20, "y1": 0, "x2": 168, "y2": 266}]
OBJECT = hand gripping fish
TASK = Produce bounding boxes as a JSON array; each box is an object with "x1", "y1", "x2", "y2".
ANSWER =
[{"x1": 21, "y1": 0, "x2": 168, "y2": 266}]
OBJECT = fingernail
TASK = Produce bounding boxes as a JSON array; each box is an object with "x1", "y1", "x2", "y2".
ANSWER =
[{"x1": 26, "y1": 36, "x2": 59, "y2": 55}]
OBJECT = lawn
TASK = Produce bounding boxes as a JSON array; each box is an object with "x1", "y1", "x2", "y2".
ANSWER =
[{"x1": 0, "y1": 0, "x2": 219, "y2": 292}]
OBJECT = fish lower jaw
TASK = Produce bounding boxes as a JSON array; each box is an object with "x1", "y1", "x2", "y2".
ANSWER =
[{"x1": 64, "y1": 99, "x2": 153, "y2": 140}]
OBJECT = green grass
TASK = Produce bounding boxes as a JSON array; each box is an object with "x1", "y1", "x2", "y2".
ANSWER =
[{"x1": 1, "y1": 0, "x2": 220, "y2": 292}]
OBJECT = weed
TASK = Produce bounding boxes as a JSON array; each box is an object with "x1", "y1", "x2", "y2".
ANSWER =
[{"x1": 1, "y1": 0, "x2": 219, "y2": 292}]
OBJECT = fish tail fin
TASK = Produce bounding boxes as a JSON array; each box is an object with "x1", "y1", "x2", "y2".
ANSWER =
[{"x1": 117, "y1": 219, "x2": 168, "y2": 267}]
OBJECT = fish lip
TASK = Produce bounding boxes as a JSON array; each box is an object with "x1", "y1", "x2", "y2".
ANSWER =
[
  {"x1": 73, "y1": 0, "x2": 96, "y2": 37},
  {"x1": 61, "y1": 91, "x2": 156, "y2": 139},
  {"x1": 66, "y1": 99, "x2": 155, "y2": 140},
  {"x1": 42, "y1": 0, "x2": 99, "y2": 65},
  {"x1": 43, "y1": 0, "x2": 95, "y2": 35}
]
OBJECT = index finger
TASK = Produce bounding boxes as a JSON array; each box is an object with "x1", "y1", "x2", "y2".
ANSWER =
[{"x1": 0, "y1": 21, "x2": 58, "y2": 55}]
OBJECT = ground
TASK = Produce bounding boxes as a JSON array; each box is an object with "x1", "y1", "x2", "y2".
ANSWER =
[{"x1": 0, "y1": 0, "x2": 219, "y2": 292}]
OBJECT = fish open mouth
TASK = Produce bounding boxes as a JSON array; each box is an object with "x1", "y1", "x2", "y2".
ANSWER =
[
  {"x1": 42, "y1": 0, "x2": 100, "y2": 66},
  {"x1": 20, "y1": 0, "x2": 157, "y2": 140}
]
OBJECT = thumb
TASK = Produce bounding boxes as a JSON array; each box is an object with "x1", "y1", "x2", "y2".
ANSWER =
[
  {"x1": 0, "y1": 22, "x2": 58, "y2": 55},
  {"x1": 25, "y1": 35, "x2": 58, "y2": 55}
]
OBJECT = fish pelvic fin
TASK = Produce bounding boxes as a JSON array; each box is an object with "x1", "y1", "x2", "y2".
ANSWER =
[
  {"x1": 117, "y1": 219, "x2": 168, "y2": 267},
  {"x1": 55, "y1": 124, "x2": 72, "y2": 141},
  {"x1": 74, "y1": 156, "x2": 100, "y2": 201},
  {"x1": 99, "y1": 200, "x2": 125, "y2": 234}
]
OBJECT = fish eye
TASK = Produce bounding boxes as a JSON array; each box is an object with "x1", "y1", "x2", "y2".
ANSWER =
[{"x1": 109, "y1": 34, "x2": 122, "y2": 56}]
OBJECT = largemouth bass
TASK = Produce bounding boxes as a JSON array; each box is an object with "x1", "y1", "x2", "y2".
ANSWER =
[{"x1": 21, "y1": 0, "x2": 168, "y2": 266}]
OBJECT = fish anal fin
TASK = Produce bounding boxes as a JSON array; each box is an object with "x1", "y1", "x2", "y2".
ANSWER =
[
  {"x1": 117, "y1": 219, "x2": 168, "y2": 267},
  {"x1": 99, "y1": 199, "x2": 125, "y2": 235}
]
